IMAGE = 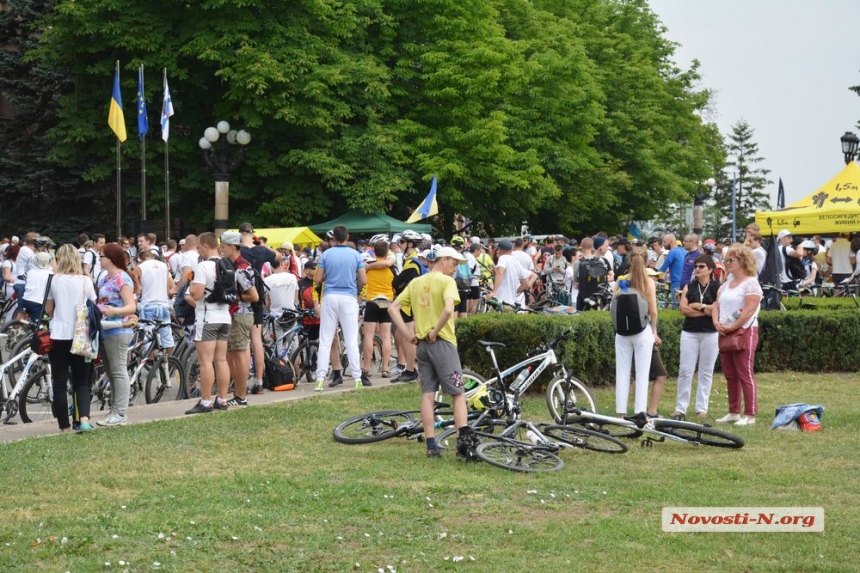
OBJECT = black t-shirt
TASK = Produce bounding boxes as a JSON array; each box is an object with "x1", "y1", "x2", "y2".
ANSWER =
[
  {"x1": 682, "y1": 279, "x2": 720, "y2": 333},
  {"x1": 240, "y1": 245, "x2": 277, "y2": 274}
]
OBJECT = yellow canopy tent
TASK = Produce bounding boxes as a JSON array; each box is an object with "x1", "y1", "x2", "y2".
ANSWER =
[
  {"x1": 226, "y1": 227, "x2": 322, "y2": 250},
  {"x1": 756, "y1": 162, "x2": 860, "y2": 235}
]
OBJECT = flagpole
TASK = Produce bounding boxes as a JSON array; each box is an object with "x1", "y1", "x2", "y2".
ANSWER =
[
  {"x1": 163, "y1": 68, "x2": 170, "y2": 239},
  {"x1": 116, "y1": 60, "x2": 122, "y2": 242},
  {"x1": 731, "y1": 173, "x2": 737, "y2": 243},
  {"x1": 140, "y1": 64, "x2": 147, "y2": 221}
]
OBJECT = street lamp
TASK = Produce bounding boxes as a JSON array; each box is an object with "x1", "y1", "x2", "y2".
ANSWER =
[
  {"x1": 199, "y1": 120, "x2": 252, "y2": 237},
  {"x1": 841, "y1": 131, "x2": 859, "y2": 165},
  {"x1": 692, "y1": 177, "x2": 716, "y2": 236}
]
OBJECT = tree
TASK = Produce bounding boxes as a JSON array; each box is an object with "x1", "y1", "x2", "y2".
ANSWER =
[{"x1": 705, "y1": 120, "x2": 773, "y2": 240}]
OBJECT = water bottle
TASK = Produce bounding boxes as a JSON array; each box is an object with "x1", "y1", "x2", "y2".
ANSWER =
[
  {"x1": 525, "y1": 430, "x2": 541, "y2": 445},
  {"x1": 730, "y1": 308, "x2": 744, "y2": 321},
  {"x1": 510, "y1": 366, "x2": 532, "y2": 393}
]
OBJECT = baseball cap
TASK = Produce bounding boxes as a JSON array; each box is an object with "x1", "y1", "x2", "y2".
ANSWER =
[
  {"x1": 238, "y1": 222, "x2": 254, "y2": 233},
  {"x1": 468, "y1": 243, "x2": 482, "y2": 253},
  {"x1": 645, "y1": 268, "x2": 664, "y2": 278},
  {"x1": 220, "y1": 231, "x2": 242, "y2": 245},
  {"x1": 777, "y1": 229, "x2": 793, "y2": 241},
  {"x1": 35, "y1": 252, "x2": 52, "y2": 267},
  {"x1": 616, "y1": 237, "x2": 630, "y2": 247},
  {"x1": 435, "y1": 246, "x2": 467, "y2": 262},
  {"x1": 470, "y1": 236, "x2": 481, "y2": 244},
  {"x1": 497, "y1": 239, "x2": 513, "y2": 251},
  {"x1": 11, "y1": 236, "x2": 19, "y2": 243},
  {"x1": 304, "y1": 261, "x2": 317, "y2": 270},
  {"x1": 282, "y1": 241, "x2": 294, "y2": 251},
  {"x1": 179, "y1": 239, "x2": 186, "y2": 246}
]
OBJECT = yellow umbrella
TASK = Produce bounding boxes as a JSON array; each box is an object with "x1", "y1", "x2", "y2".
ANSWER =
[{"x1": 756, "y1": 162, "x2": 860, "y2": 235}]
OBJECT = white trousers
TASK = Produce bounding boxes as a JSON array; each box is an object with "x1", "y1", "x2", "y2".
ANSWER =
[
  {"x1": 315, "y1": 293, "x2": 362, "y2": 382},
  {"x1": 675, "y1": 330, "x2": 720, "y2": 415},
  {"x1": 615, "y1": 328, "x2": 654, "y2": 414}
]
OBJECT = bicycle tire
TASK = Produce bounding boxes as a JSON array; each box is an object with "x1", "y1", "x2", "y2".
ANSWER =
[
  {"x1": 181, "y1": 348, "x2": 201, "y2": 400},
  {"x1": 333, "y1": 410, "x2": 415, "y2": 444},
  {"x1": 435, "y1": 418, "x2": 510, "y2": 450},
  {"x1": 289, "y1": 340, "x2": 321, "y2": 383},
  {"x1": 5, "y1": 336, "x2": 34, "y2": 386},
  {"x1": 562, "y1": 414, "x2": 643, "y2": 439},
  {"x1": 541, "y1": 424, "x2": 629, "y2": 454},
  {"x1": 0, "y1": 319, "x2": 31, "y2": 362},
  {"x1": 653, "y1": 419, "x2": 745, "y2": 449},
  {"x1": 18, "y1": 365, "x2": 54, "y2": 423},
  {"x1": 145, "y1": 356, "x2": 186, "y2": 404},
  {"x1": 476, "y1": 441, "x2": 564, "y2": 473},
  {"x1": 545, "y1": 375, "x2": 597, "y2": 422}
]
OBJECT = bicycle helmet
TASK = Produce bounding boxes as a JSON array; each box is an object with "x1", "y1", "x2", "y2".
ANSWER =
[
  {"x1": 467, "y1": 385, "x2": 491, "y2": 411},
  {"x1": 325, "y1": 230, "x2": 335, "y2": 240},
  {"x1": 400, "y1": 230, "x2": 422, "y2": 243},
  {"x1": 369, "y1": 233, "x2": 389, "y2": 245},
  {"x1": 450, "y1": 236, "x2": 465, "y2": 247},
  {"x1": 34, "y1": 236, "x2": 56, "y2": 248}
]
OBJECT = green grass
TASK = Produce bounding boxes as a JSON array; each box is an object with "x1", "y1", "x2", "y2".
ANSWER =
[{"x1": 1, "y1": 372, "x2": 858, "y2": 572}]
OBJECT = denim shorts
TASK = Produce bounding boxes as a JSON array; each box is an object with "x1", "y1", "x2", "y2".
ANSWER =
[{"x1": 140, "y1": 303, "x2": 175, "y2": 349}]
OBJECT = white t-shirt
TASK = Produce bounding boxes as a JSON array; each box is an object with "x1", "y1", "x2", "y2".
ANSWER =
[
  {"x1": 192, "y1": 259, "x2": 231, "y2": 325},
  {"x1": 717, "y1": 277, "x2": 762, "y2": 329},
  {"x1": 496, "y1": 254, "x2": 529, "y2": 306},
  {"x1": 752, "y1": 246, "x2": 767, "y2": 275},
  {"x1": 512, "y1": 250, "x2": 534, "y2": 272},
  {"x1": 167, "y1": 251, "x2": 183, "y2": 279},
  {"x1": 23, "y1": 267, "x2": 53, "y2": 303},
  {"x1": 47, "y1": 275, "x2": 96, "y2": 340},
  {"x1": 138, "y1": 259, "x2": 171, "y2": 304},
  {"x1": 78, "y1": 247, "x2": 100, "y2": 277},
  {"x1": 264, "y1": 272, "x2": 298, "y2": 315},
  {"x1": 778, "y1": 244, "x2": 798, "y2": 284},
  {"x1": 15, "y1": 246, "x2": 34, "y2": 285},
  {"x1": 464, "y1": 252, "x2": 479, "y2": 287},
  {"x1": 828, "y1": 239, "x2": 853, "y2": 274},
  {"x1": 181, "y1": 250, "x2": 201, "y2": 278},
  {"x1": 2, "y1": 260, "x2": 15, "y2": 299}
]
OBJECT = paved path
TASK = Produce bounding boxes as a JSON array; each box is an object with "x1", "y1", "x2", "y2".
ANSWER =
[{"x1": 0, "y1": 374, "x2": 392, "y2": 444}]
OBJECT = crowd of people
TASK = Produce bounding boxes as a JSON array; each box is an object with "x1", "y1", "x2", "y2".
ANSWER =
[{"x1": 1, "y1": 222, "x2": 857, "y2": 444}]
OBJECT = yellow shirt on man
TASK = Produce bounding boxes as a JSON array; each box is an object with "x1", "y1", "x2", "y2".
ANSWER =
[{"x1": 394, "y1": 272, "x2": 460, "y2": 345}]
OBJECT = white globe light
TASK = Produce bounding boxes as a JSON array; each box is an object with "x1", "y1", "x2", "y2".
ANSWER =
[
  {"x1": 199, "y1": 137, "x2": 212, "y2": 150},
  {"x1": 204, "y1": 127, "x2": 220, "y2": 143},
  {"x1": 707, "y1": 177, "x2": 716, "y2": 187},
  {"x1": 217, "y1": 121, "x2": 231, "y2": 134},
  {"x1": 226, "y1": 130, "x2": 237, "y2": 144},
  {"x1": 236, "y1": 130, "x2": 251, "y2": 145}
]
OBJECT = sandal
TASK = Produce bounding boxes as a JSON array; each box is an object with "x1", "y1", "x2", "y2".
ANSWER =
[
  {"x1": 670, "y1": 412, "x2": 685, "y2": 421},
  {"x1": 381, "y1": 370, "x2": 390, "y2": 378}
]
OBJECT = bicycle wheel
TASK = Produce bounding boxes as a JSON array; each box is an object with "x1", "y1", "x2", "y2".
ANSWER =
[
  {"x1": 653, "y1": 419, "x2": 745, "y2": 449},
  {"x1": 18, "y1": 365, "x2": 55, "y2": 423},
  {"x1": 0, "y1": 319, "x2": 30, "y2": 362},
  {"x1": 90, "y1": 362, "x2": 111, "y2": 412},
  {"x1": 563, "y1": 414, "x2": 643, "y2": 439},
  {"x1": 545, "y1": 375, "x2": 597, "y2": 422},
  {"x1": 289, "y1": 340, "x2": 321, "y2": 383},
  {"x1": 145, "y1": 356, "x2": 186, "y2": 404},
  {"x1": 181, "y1": 348, "x2": 201, "y2": 400},
  {"x1": 369, "y1": 334, "x2": 398, "y2": 376},
  {"x1": 476, "y1": 441, "x2": 564, "y2": 473},
  {"x1": 5, "y1": 336, "x2": 34, "y2": 386},
  {"x1": 435, "y1": 418, "x2": 509, "y2": 450},
  {"x1": 333, "y1": 410, "x2": 415, "y2": 444},
  {"x1": 541, "y1": 424, "x2": 628, "y2": 454}
]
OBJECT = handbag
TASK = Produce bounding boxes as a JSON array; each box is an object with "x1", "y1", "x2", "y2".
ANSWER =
[
  {"x1": 718, "y1": 327, "x2": 748, "y2": 353},
  {"x1": 70, "y1": 278, "x2": 98, "y2": 359},
  {"x1": 29, "y1": 274, "x2": 53, "y2": 355}
]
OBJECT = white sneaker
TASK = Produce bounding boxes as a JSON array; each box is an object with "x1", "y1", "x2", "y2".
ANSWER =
[
  {"x1": 734, "y1": 416, "x2": 756, "y2": 426},
  {"x1": 715, "y1": 413, "x2": 741, "y2": 424},
  {"x1": 97, "y1": 413, "x2": 128, "y2": 427}
]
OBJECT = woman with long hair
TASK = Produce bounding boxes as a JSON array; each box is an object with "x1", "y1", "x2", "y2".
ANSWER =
[
  {"x1": 672, "y1": 254, "x2": 721, "y2": 420},
  {"x1": 96, "y1": 242, "x2": 138, "y2": 427},
  {"x1": 44, "y1": 244, "x2": 96, "y2": 433},
  {"x1": 712, "y1": 245, "x2": 763, "y2": 426},
  {"x1": 611, "y1": 251, "x2": 659, "y2": 416},
  {"x1": 2, "y1": 244, "x2": 20, "y2": 322}
]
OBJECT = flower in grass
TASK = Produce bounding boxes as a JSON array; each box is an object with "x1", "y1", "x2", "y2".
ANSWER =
[
  {"x1": 452, "y1": 556, "x2": 464, "y2": 562},
  {"x1": 439, "y1": 532, "x2": 447, "y2": 540},
  {"x1": 157, "y1": 533, "x2": 164, "y2": 540}
]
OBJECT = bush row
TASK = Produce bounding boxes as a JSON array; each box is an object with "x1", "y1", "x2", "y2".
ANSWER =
[{"x1": 455, "y1": 306, "x2": 860, "y2": 388}]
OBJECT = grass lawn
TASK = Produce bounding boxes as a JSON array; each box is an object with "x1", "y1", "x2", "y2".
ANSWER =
[{"x1": 1, "y1": 372, "x2": 858, "y2": 572}]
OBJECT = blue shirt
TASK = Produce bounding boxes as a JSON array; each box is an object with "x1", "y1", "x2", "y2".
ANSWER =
[
  {"x1": 680, "y1": 248, "x2": 701, "y2": 287},
  {"x1": 659, "y1": 247, "x2": 686, "y2": 290},
  {"x1": 318, "y1": 245, "x2": 364, "y2": 296}
]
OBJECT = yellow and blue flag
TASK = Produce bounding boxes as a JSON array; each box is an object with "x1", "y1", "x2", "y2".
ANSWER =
[
  {"x1": 137, "y1": 66, "x2": 148, "y2": 141},
  {"x1": 406, "y1": 176, "x2": 438, "y2": 223},
  {"x1": 108, "y1": 70, "x2": 127, "y2": 142}
]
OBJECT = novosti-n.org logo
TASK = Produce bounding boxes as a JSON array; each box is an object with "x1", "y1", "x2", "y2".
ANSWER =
[{"x1": 662, "y1": 507, "x2": 824, "y2": 532}]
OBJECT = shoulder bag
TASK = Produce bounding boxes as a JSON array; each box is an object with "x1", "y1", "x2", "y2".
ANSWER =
[{"x1": 29, "y1": 274, "x2": 54, "y2": 355}]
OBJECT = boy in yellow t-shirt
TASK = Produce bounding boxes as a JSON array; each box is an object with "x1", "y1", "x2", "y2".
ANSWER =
[{"x1": 389, "y1": 247, "x2": 471, "y2": 459}]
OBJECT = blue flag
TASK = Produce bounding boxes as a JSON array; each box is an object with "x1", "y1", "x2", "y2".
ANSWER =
[
  {"x1": 137, "y1": 66, "x2": 148, "y2": 141},
  {"x1": 406, "y1": 176, "x2": 438, "y2": 223}
]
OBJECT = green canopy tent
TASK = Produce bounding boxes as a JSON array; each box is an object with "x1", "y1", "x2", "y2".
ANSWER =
[{"x1": 309, "y1": 209, "x2": 432, "y2": 235}]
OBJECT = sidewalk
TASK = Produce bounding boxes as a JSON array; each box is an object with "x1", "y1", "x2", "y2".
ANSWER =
[{"x1": 0, "y1": 374, "x2": 391, "y2": 444}]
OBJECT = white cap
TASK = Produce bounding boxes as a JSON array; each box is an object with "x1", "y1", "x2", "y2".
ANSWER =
[
  {"x1": 11, "y1": 236, "x2": 19, "y2": 243},
  {"x1": 179, "y1": 239, "x2": 186, "y2": 246},
  {"x1": 470, "y1": 236, "x2": 481, "y2": 244},
  {"x1": 435, "y1": 246, "x2": 467, "y2": 262},
  {"x1": 777, "y1": 229, "x2": 793, "y2": 241}
]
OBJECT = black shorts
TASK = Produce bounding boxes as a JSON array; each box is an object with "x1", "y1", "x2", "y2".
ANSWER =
[
  {"x1": 364, "y1": 300, "x2": 392, "y2": 323},
  {"x1": 303, "y1": 323, "x2": 320, "y2": 341},
  {"x1": 400, "y1": 309, "x2": 414, "y2": 324},
  {"x1": 469, "y1": 285, "x2": 480, "y2": 300},
  {"x1": 252, "y1": 304, "x2": 264, "y2": 326},
  {"x1": 456, "y1": 291, "x2": 469, "y2": 313}
]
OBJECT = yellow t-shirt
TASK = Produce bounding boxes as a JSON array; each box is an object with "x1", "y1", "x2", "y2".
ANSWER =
[
  {"x1": 395, "y1": 271, "x2": 460, "y2": 345},
  {"x1": 365, "y1": 264, "x2": 396, "y2": 301}
]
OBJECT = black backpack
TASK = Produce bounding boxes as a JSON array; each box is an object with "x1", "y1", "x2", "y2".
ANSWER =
[
  {"x1": 264, "y1": 353, "x2": 295, "y2": 390},
  {"x1": 205, "y1": 257, "x2": 238, "y2": 305},
  {"x1": 578, "y1": 257, "x2": 609, "y2": 297},
  {"x1": 173, "y1": 281, "x2": 196, "y2": 325},
  {"x1": 610, "y1": 286, "x2": 649, "y2": 336},
  {"x1": 781, "y1": 246, "x2": 806, "y2": 282}
]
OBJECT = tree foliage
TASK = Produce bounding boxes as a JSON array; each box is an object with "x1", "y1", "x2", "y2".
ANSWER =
[{"x1": 0, "y1": 0, "x2": 724, "y2": 241}]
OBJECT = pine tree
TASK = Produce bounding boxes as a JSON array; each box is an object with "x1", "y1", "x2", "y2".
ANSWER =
[{"x1": 705, "y1": 120, "x2": 772, "y2": 240}]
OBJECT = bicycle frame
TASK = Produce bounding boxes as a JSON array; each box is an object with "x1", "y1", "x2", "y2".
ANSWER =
[
  {"x1": 568, "y1": 410, "x2": 709, "y2": 447},
  {"x1": 481, "y1": 344, "x2": 565, "y2": 402},
  {"x1": 1, "y1": 346, "x2": 45, "y2": 424}
]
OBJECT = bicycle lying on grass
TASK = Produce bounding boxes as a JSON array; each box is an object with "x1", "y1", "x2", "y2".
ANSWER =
[{"x1": 544, "y1": 372, "x2": 745, "y2": 449}]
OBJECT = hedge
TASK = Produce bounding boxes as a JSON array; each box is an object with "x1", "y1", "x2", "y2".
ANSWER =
[{"x1": 455, "y1": 305, "x2": 860, "y2": 388}]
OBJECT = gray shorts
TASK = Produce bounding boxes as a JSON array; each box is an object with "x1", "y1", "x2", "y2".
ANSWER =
[
  {"x1": 194, "y1": 322, "x2": 231, "y2": 343},
  {"x1": 227, "y1": 314, "x2": 254, "y2": 351},
  {"x1": 416, "y1": 339, "x2": 465, "y2": 396}
]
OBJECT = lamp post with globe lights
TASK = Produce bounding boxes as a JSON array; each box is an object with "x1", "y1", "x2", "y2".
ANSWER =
[
  {"x1": 841, "y1": 131, "x2": 859, "y2": 165},
  {"x1": 693, "y1": 177, "x2": 716, "y2": 236},
  {"x1": 199, "y1": 121, "x2": 251, "y2": 237}
]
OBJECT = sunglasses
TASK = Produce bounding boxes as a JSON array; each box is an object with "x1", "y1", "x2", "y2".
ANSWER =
[
  {"x1": 694, "y1": 264, "x2": 709, "y2": 269},
  {"x1": 725, "y1": 258, "x2": 737, "y2": 263}
]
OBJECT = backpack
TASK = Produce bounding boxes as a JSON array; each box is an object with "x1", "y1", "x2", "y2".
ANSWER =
[
  {"x1": 264, "y1": 353, "x2": 295, "y2": 390},
  {"x1": 610, "y1": 285, "x2": 649, "y2": 336},
  {"x1": 578, "y1": 257, "x2": 609, "y2": 298},
  {"x1": 781, "y1": 246, "x2": 806, "y2": 283},
  {"x1": 455, "y1": 261, "x2": 472, "y2": 290},
  {"x1": 173, "y1": 281, "x2": 195, "y2": 325},
  {"x1": 205, "y1": 257, "x2": 238, "y2": 304}
]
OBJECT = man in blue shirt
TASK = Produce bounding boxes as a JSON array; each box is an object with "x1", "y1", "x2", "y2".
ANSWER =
[
  {"x1": 659, "y1": 233, "x2": 685, "y2": 305},
  {"x1": 679, "y1": 234, "x2": 701, "y2": 287},
  {"x1": 313, "y1": 225, "x2": 367, "y2": 391}
]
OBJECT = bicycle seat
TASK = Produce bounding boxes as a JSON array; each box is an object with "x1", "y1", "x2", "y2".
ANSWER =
[
  {"x1": 477, "y1": 341, "x2": 506, "y2": 349},
  {"x1": 623, "y1": 411, "x2": 648, "y2": 429}
]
